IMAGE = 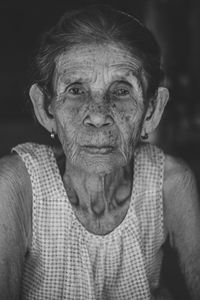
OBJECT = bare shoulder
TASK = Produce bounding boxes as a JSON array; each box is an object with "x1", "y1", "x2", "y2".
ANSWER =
[
  {"x1": 0, "y1": 153, "x2": 32, "y2": 249},
  {"x1": 163, "y1": 154, "x2": 198, "y2": 204},
  {"x1": 164, "y1": 155, "x2": 196, "y2": 196},
  {"x1": 163, "y1": 156, "x2": 200, "y2": 298},
  {"x1": 163, "y1": 154, "x2": 194, "y2": 183},
  {"x1": 0, "y1": 153, "x2": 32, "y2": 199},
  {"x1": 163, "y1": 154, "x2": 200, "y2": 247},
  {"x1": 0, "y1": 154, "x2": 32, "y2": 298}
]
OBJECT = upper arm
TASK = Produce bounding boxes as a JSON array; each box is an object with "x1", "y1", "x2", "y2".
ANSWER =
[
  {"x1": 0, "y1": 154, "x2": 32, "y2": 299},
  {"x1": 163, "y1": 156, "x2": 200, "y2": 299}
]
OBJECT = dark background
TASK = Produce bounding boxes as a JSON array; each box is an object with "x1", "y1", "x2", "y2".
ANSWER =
[{"x1": 0, "y1": 0, "x2": 200, "y2": 298}]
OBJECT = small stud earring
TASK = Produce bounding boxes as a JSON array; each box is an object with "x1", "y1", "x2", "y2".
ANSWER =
[
  {"x1": 141, "y1": 132, "x2": 149, "y2": 140},
  {"x1": 50, "y1": 130, "x2": 55, "y2": 139}
]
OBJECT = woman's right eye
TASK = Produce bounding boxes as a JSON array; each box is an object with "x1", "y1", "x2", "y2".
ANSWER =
[
  {"x1": 68, "y1": 87, "x2": 84, "y2": 95},
  {"x1": 66, "y1": 84, "x2": 85, "y2": 96}
]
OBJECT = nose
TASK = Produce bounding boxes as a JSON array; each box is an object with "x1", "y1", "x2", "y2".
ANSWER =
[{"x1": 83, "y1": 113, "x2": 114, "y2": 128}]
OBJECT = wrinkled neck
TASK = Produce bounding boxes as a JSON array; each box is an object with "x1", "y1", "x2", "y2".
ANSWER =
[{"x1": 63, "y1": 159, "x2": 133, "y2": 217}]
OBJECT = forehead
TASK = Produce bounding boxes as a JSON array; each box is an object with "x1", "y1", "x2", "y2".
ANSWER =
[{"x1": 55, "y1": 43, "x2": 143, "y2": 79}]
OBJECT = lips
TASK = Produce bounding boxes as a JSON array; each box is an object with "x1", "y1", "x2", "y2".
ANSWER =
[{"x1": 81, "y1": 145, "x2": 115, "y2": 154}]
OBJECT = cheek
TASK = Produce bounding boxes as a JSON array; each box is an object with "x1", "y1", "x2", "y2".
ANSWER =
[
  {"x1": 53, "y1": 98, "x2": 82, "y2": 141},
  {"x1": 111, "y1": 99, "x2": 145, "y2": 139},
  {"x1": 54, "y1": 93, "x2": 82, "y2": 122}
]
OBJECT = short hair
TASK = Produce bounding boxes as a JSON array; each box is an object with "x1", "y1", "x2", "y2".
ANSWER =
[{"x1": 31, "y1": 5, "x2": 164, "y2": 110}]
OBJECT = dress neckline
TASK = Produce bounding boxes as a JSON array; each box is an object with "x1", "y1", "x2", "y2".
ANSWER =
[{"x1": 48, "y1": 146, "x2": 139, "y2": 239}]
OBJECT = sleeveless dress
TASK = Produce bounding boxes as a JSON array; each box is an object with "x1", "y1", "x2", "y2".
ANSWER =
[{"x1": 13, "y1": 142, "x2": 166, "y2": 300}]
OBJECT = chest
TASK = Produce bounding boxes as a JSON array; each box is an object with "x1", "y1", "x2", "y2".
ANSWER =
[{"x1": 72, "y1": 198, "x2": 131, "y2": 235}]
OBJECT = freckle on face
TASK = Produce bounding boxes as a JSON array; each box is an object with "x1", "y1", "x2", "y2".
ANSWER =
[{"x1": 52, "y1": 43, "x2": 146, "y2": 173}]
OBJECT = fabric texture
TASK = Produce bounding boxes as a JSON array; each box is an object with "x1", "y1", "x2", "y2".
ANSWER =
[{"x1": 13, "y1": 142, "x2": 166, "y2": 300}]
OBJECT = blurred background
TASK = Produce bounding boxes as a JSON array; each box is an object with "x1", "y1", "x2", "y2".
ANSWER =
[{"x1": 0, "y1": 0, "x2": 199, "y2": 298}]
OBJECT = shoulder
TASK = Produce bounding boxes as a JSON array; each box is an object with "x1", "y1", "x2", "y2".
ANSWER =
[
  {"x1": 163, "y1": 154, "x2": 197, "y2": 201},
  {"x1": 0, "y1": 153, "x2": 32, "y2": 197},
  {"x1": 163, "y1": 155, "x2": 195, "y2": 192},
  {"x1": 163, "y1": 157, "x2": 200, "y2": 298},
  {"x1": 0, "y1": 154, "x2": 32, "y2": 246},
  {"x1": 163, "y1": 154, "x2": 200, "y2": 247},
  {"x1": 0, "y1": 154, "x2": 32, "y2": 298}
]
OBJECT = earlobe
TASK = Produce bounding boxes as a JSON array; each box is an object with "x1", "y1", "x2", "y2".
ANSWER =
[
  {"x1": 142, "y1": 87, "x2": 169, "y2": 134},
  {"x1": 29, "y1": 84, "x2": 57, "y2": 133}
]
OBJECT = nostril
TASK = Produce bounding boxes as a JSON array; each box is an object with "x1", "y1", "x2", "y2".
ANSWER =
[
  {"x1": 83, "y1": 118, "x2": 97, "y2": 127},
  {"x1": 104, "y1": 116, "x2": 114, "y2": 127},
  {"x1": 85, "y1": 122, "x2": 96, "y2": 127},
  {"x1": 103, "y1": 122, "x2": 112, "y2": 127},
  {"x1": 83, "y1": 114, "x2": 114, "y2": 128}
]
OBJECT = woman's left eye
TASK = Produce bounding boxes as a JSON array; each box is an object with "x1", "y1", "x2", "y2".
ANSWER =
[{"x1": 113, "y1": 88, "x2": 130, "y2": 97}]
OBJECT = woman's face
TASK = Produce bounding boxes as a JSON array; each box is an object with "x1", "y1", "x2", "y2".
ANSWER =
[{"x1": 50, "y1": 43, "x2": 148, "y2": 174}]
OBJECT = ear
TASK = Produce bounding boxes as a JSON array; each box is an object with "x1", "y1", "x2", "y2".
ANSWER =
[
  {"x1": 29, "y1": 84, "x2": 57, "y2": 133},
  {"x1": 142, "y1": 87, "x2": 169, "y2": 135}
]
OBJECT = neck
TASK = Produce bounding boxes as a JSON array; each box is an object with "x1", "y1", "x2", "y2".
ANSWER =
[{"x1": 63, "y1": 160, "x2": 133, "y2": 218}]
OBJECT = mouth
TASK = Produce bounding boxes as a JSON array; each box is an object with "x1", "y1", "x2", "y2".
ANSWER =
[{"x1": 81, "y1": 145, "x2": 115, "y2": 154}]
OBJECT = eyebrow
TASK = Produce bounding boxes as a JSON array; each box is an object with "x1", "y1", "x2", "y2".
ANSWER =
[{"x1": 110, "y1": 71, "x2": 143, "y2": 90}]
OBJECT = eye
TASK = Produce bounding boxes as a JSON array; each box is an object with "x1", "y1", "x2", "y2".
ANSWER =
[
  {"x1": 65, "y1": 82, "x2": 87, "y2": 98},
  {"x1": 112, "y1": 88, "x2": 130, "y2": 97},
  {"x1": 110, "y1": 81, "x2": 132, "y2": 100},
  {"x1": 67, "y1": 85, "x2": 85, "y2": 95}
]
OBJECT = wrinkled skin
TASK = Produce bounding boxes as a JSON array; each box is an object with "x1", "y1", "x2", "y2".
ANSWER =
[
  {"x1": 43, "y1": 43, "x2": 154, "y2": 234},
  {"x1": 50, "y1": 43, "x2": 147, "y2": 175},
  {"x1": 32, "y1": 42, "x2": 165, "y2": 235}
]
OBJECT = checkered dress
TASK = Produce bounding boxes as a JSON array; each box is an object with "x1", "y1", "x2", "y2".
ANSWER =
[{"x1": 13, "y1": 142, "x2": 166, "y2": 300}]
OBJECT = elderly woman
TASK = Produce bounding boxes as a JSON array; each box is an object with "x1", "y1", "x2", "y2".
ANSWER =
[{"x1": 0, "y1": 5, "x2": 199, "y2": 300}]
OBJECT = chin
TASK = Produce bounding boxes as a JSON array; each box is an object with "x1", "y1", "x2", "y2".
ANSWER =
[{"x1": 73, "y1": 151, "x2": 128, "y2": 175}]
